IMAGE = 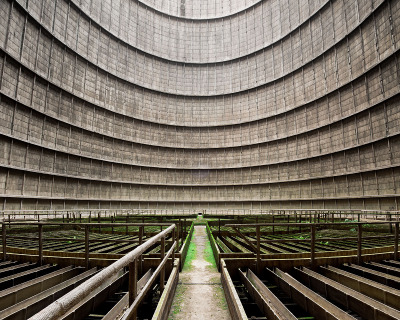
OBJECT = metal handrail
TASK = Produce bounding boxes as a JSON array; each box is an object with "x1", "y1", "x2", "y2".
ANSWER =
[
  {"x1": 122, "y1": 242, "x2": 176, "y2": 319},
  {"x1": 29, "y1": 224, "x2": 176, "y2": 320},
  {"x1": 205, "y1": 208, "x2": 400, "y2": 216},
  {"x1": 226, "y1": 221, "x2": 399, "y2": 227},
  {"x1": 225, "y1": 221, "x2": 400, "y2": 269},
  {"x1": 0, "y1": 208, "x2": 198, "y2": 218}
]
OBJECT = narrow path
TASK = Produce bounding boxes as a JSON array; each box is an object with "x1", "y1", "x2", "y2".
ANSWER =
[{"x1": 169, "y1": 225, "x2": 231, "y2": 319}]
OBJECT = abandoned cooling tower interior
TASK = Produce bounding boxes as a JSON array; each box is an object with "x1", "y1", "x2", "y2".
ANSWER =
[{"x1": 1, "y1": 0, "x2": 400, "y2": 319}]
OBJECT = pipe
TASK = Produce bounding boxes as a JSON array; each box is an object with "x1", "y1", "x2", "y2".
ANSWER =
[{"x1": 29, "y1": 224, "x2": 175, "y2": 320}]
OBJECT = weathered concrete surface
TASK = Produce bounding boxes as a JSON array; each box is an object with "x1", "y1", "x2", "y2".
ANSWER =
[{"x1": 169, "y1": 225, "x2": 231, "y2": 319}]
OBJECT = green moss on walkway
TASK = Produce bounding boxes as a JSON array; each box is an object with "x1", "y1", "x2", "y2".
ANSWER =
[
  {"x1": 182, "y1": 239, "x2": 197, "y2": 271},
  {"x1": 169, "y1": 226, "x2": 231, "y2": 319}
]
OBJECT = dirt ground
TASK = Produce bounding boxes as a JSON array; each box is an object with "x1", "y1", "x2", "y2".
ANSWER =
[{"x1": 168, "y1": 225, "x2": 231, "y2": 319}]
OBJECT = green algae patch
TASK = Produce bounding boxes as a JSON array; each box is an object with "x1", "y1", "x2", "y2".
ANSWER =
[
  {"x1": 204, "y1": 233, "x2": 217, "y2": 270},
  {"x1": 182, "y1": 238, "x2": 197, "y2": 271},
  {"x1": 193, "y1": 214, "x2": 206, "y2": 225}
]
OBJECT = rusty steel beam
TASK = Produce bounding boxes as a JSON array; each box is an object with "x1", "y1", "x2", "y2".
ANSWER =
[
  {"x1": 310, "y1": 225, "x2": 315, "y2": 268},
  {"x1": 0, "y1": 266, "x2": 79, "y2": 311},
  {"x1": 160, "y1": 237, "x2": 165, "y2": 292},
  {"x1": 1, "y1": 268, "x2": 97, "y2": 320},
  {"x1": 128, "y1": 259, "x2": 138, "y2": 306},
  {"x1": 224, "y1": 237, "x2": 251, "y2": 253},
  {"x1": 85, "y1": 226, "x2": 89, "y2": 269},
  {"x1": 271, "y1": 268, "x2": 356, "y2": 320},
  {"x1": 220, "y1": 261, "x2": 247, "y2": 320},
  {"x1": 367, "y1": 262, "x2": 400, "y2": 277},
  {"x1": 152, "y1": 259, "x2": 180, "y2": 320},
  {"x1": 225, "y1": 221, "x2": 395, "y2": 228},
  {"x1": 121, "y1": 242, "x2": 176, "y2": 319},
  {"x1": 297, "y1": 267, "x2": 400, "y2": 320},
  {"x1": 60, "y1": 271, "x2": 127, "y2": 320},
  {"x1": 30, "y1": 224, "x2": 175, "y2": 320},
  {"x1": 319, "y1": 265, "x2": 400, "y2": 311},
  {"x1": 357, "y1": 224, "x2": 362, "y2": 265},
  {"x1": 0, "y1": 261, "x2": 17, "y2": 268},
  {"x1": 239, "y1": 269, "x2": 296, "y2": 320},
  {"x1": 251, "y1": 235, "x2": 395, "y2": 243},
  {"x1": 2, "y1": 223, "x2": 6, "y2": 261},
  {"x1": 0, "y1": 262, "x2": 32, "y2": 276},
  {"x1": 0, "y1": 264, "x2": 57, "y2": 289},
  {"x1": 385, "y1": 260, "x2": 400, "y2": 267},
  {"x1": 256, "y1": 226, "x2": 261, "y2": 273},
  {"x1": 395, "y1": 223, "x2": 399, "y2": 260},
  {"x1": 6, "y1": 236, "x2": 140, "y2": 244},
  {"x1": 38, "y1": 225, "x2": 43, "y2": 266},
  {"x1": 6, "y1": 222, "x2": 174, "y2": 227},
  {"x1": 103, "y1": 269, "x2": 153, "y2": 320},
  {"x1": 343, "y1": 263, "x2": 400, "y2": 290},
  {"x1": 231, "y1": 227, "x2": 258, "y2": 252}
]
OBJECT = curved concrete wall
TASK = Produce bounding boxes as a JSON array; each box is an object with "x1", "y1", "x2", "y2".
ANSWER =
[{"x1": 0, "y1": 0, "x2": 399, "y2": 210}]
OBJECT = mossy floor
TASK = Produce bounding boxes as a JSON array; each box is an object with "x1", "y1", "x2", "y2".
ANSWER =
[{"x1": 168, "y1": 225, "x2": 230, "y2": 320}]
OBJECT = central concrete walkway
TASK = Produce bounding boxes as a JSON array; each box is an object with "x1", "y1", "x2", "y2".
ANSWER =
[{"x1": 169, "y1": 225, "x2": 231, "y2": 319}]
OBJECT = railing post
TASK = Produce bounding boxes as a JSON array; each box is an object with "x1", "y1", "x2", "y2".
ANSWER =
[
  {"x1": 178, "y1": 219, "x2": 181, "y2": 248},
  {"x1": 129, "y1": 258, "x2": 138, "y2": 320},
  {"x1": 357, "y1": 224, "x2": 362, "y2": 265},
  {"x1": 272, "y1": 216, "x2": 275, "y2": 234},
  {"x1": 160, "y1": 236, "x2": 165, "y2": 292},
  {"x1": 139, "y1": 226, "x2": 143, "y2": 245},
  {"x1": 2, "y1": 223, "x2": 6, "y2": 261},
  {"x1": 38, "y1": 224, "x2": 43, "y2": 266},
  {"x1": 256, "y1": 225, "x2": 261, "y2": 274},
  {"x1": 287, "y1": 215, "x2": 290, "y2": 232},
  {"x1": 138, "y1": 226, "x2": 144, "y2": 277},
  {"x1": 172, "y1": 227, "x2": 176, "y2": 262},
  {"x1": 85, "y1": 225, "x2": 89, "y2": 269},
  {"x1": 299, "y1": 214, "x2": 302, "y2": 232},
  {"x1": 394, "y1": 222, "x2": 399, "y2": 261},
  {"x1": 310, "y1": 225, "x2": 315, "y2": 269}
]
